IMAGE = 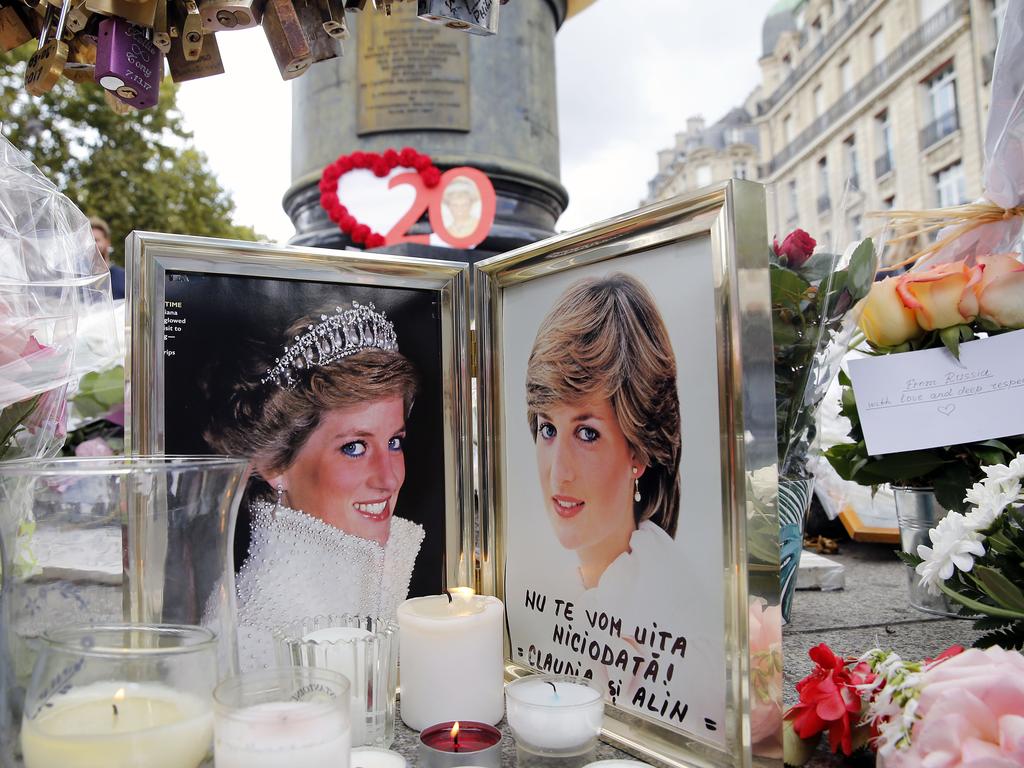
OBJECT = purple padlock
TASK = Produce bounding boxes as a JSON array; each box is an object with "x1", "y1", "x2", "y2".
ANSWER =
[{"x1": 94, "y1": 17, "x2": 164, "y2": 110}]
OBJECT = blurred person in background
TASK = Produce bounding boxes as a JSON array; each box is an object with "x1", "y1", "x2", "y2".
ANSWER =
[{"x1": 90, "y1": 216, "x2": 124, "y2": 300}]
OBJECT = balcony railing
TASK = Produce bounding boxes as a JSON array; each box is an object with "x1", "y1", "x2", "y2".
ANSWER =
[
  {"x1": 920, "y1": 110, "x2": 959, "y2": 150},
  {"x1": 759, "y1": 0, "x2": 877, "y2": 115},
  {"x1": 875, "y1": 152, "x2": 893, "y2": 178},
  {"x1": 761, "y1": 0, "x2": 968, "y2": 178},
  {"x1": 817, "y1": 194, "x2": 832, "y2": 214}
]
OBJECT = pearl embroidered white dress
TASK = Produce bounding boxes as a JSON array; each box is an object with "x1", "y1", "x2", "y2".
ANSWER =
[{"x1": 235, "y1": 500, "x2": 424, "y2": 670}]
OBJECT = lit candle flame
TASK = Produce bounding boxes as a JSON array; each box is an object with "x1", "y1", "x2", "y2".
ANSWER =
[
  {"x1": 447, "y1": 587, "x2": 475, "y2": 615},
  {"x1": 451, "y1": 721, "x2": 460, "y2": 751},
  {"x1": 112, "y1": 687, "x2": 126, "y2": 717}
]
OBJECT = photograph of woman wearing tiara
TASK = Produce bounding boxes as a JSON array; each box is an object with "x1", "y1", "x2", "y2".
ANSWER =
[{"x1": 160, "y1": 275, "x2": 446, "y2": 670}]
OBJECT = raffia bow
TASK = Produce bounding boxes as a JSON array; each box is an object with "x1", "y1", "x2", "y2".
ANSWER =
[{"x1": 869, "y1": 201, "x2": 1024, "y2": 272}]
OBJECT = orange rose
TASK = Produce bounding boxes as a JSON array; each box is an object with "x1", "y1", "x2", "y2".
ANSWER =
[
  {"x1": 895, "y1": 261, "x2": 981, "y2": 331},
  {"x1": 859, "y1": 277, "x2": 923, "y2": 346},
  {"x1": 976, "y1": 254, "x2": 1024, "y2": 328}
]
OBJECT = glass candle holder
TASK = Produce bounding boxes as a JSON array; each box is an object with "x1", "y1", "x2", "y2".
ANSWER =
[
  {"x1": 213, "y1": 667, "x2": 351, "y2": 768},
  {"x1": 20, "y1": 623, "x2": 217, "y2": 768},
  {"x1": 351, "y1": 746, "x2": 408, "y2": 768},
  {"x1": 418, "y1": 720, "x2": 502, "y2": 768},
  {"x1": 273, "y1": 614, "x2": 398, "y2": 748},
  {"x1": 505, "y1": 675, "x2": 604, "y2": 768}
]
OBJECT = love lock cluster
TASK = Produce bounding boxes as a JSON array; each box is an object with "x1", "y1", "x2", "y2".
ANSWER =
[{"x1": 3, "y1": 0, "x2": 509, "y2": 111}]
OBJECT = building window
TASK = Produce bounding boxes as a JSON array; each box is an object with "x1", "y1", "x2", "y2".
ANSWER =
[
  {"x1": 875, "y1": 110, "x2": 894, "y2": 176},
  {"x1": 787, "y1": 179, "x2": 799, "y2": 222},
  {"x1": 783, "y1": 114, "x2": 794, "y2": 144},
  {"x1": 817, "y1": 157, "x2": 830, "y2": 213},
  {"x1": 883, "y1": 195, "x2": 896, "y2": 210},
  {"x1": 844, "y1": 135, "x2": 859, "y2": 189},
  {"x1": 813, "y1": 85, "x2": 825, "y2": 118},
  {"x1": 727, "y1": 127, "x2": 745, "y2": 145},
  {"x1": 919, "y1": 0, "x2": 945, "y2": 21},
  {"x1": 849, "y1": 213, "x2": 863, "y2": 241},
  {"x1": 934, "y1": 162, "x2": 967, "y2": 207},
  {"x1": 922, "y1": 65, "x2": 959, "y2": 148},
  {"x1": 870, "y1": 27, "x2": 885, "y2": 67},
  {"x1": 993, "y1": 0, "x2": 1008, "y2": 41},
  {"x1": 734, "y1": 160, "x2": 749, "y2": 180},
  {"x1": 697, "y1": 165, "x2": 712, "y2": 187},
  {"x1": 840, "y1": 59, "x2": 854, "y2": 92}
]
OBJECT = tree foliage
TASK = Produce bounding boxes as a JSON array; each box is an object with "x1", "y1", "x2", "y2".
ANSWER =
[{"x1": 1, "y1": 46, "x2": 265, "y2": 264}]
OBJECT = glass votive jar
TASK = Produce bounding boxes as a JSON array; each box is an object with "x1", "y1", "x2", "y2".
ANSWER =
[
  {"x1": 213, "y1": 667, "x2": 351, "y2": 768},
  {"x1": 351, "y1": 745, "x2": 408, "y2": 768},
  {"x1": 418, "y1": 720, "x2": 502, "y2": 768},
  {"x1": 505, "y1": 675, "x2": 604, "y2": 768},
  {"x1": 20, "y1": 623, "x2": 217, "y2": 768},
  {"x1": 273, "y1": 614, "x2": 398, "y2": 748}
]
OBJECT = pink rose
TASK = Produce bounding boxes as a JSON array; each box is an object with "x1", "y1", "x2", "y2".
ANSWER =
[
  {"x1": 773, "y1": 229, "x2": 817, "y2": 268},
  {"x1": 749, "y1": 599, "x2": 783, "y2": 757},
  {"x1": 75, "y1": 437, "x2": 115, "y2": 457},
  {"x1": 884, "y1": 647, "x2": 1024, "y2": 768},
  {"x1": 976, "y1": 253, "x2": 1024, "y2": 328},
  {"x1": 896, "y1": 261, "x2": 982, "y2": 331}
]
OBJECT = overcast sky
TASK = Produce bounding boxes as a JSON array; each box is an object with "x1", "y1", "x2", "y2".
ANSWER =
[{"x1": 175, "y1": 0, "x2": 778, "y2": 242}]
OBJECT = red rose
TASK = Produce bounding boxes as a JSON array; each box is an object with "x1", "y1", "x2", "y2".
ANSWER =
[
  {"x1": 336, "y1": 157, "x2": 353, "y2": 173},
  {"x1": 925, "y1": 644, "x2": 965, "y2": 666},
  {"x1": 351, "y1": 224, "x2": 370, "y2": 244},
  {"x1": 412, "y1": 155, "x2": 431, "y2": 172},
  {"x1": 422, "y1": 166, "x2": 442, "y2": 188},
  {"x1": 365, "y1": 233, "x2": 386, "y2": 249},
  {"x1": 400, "y1": 147, "x2": 419, "y2": 166},
  {"x1": 382, "y1": 149, "x2": 399, "y2": 167},
  {"x1": 339, "y1": 214, "x2": 356, "y2": 233},
  {"x1": 372, "y1": 160, "x2": 390, "y2": 178},
  {"x1": 351, "y1": 152, "x2": 369, "y2": 169},
  {"x1": 785, "y1": 643, "x2": 874, "y2": 756},
  {"x1": 322, "y1": 165, "x2": 340, "y2": 182},
  {"x1": 773, "y1": 229, "x2": 817, "y2": 268}
]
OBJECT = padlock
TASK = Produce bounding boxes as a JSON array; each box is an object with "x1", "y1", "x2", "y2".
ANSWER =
[
  {"x1": 103, "y1": 87, "x2": 134, "y2": 114},
  {"x1": 25, "y1": 1, "x2": 70, "y2": 95},
  {"x1": 173, "y1": 0, "x2": 202, "y2": 58},
  {"x1": 342, "y1": 0, "x2": 365, "y2": 10},
  {"x1": 94, "y1": 17, "x2": 163, "y2": 108},
  {"x1": 152, "y1": 0, "x2": 173, "y2": 51},
  {"x1": 317, "y1": 0, "x2": 345, "y2": 38},
  {"x1": 63, "y1": 30, "x2": 96, "y2": 82},
  {"x1": 0, "y1": 3, "x2": 32, "y2": 51},
  {"x1": 417, "y1": 0, "x2": 497, "y2": 35},
  {"x1": 293, "y1": 0, "x2": 338, "y2": 63},
  {"x1": 261, "y1": 0, "x2": 310, "y2": 80},
  {"x1": 199, "y1": 0, "x2": 261, "y2": 31},
  {"x1": 64, "y1": 0, "x2": 90, "y2": 32},
  {"x1": 165, "y1": 26, "x2": 222, "y2": 80},
  {"x1": 84, "y1": 0, "x2": 157, "y2": 28},
  {"x1": 370, "y1": 0, "x2": 389, "y2": 13}
]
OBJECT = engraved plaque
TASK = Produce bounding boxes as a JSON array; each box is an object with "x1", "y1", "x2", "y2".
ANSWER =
[{"x1": 356, "y1": 2, "x2": 470, "y2": 135}]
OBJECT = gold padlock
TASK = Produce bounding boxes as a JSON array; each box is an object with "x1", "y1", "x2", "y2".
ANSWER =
[
  {"x1": 174, "y1": 0, "x2": 203, "y2": 59},
  {"x1": 64, "y1": 0, "x2": 89, "y2": 31},
  {"x1": 166, "y1": 26, "x2": 222, "y2": 80},
  {"x1": 0, "y1": 4, "x2": 32, "y2": 51},
  {"x1": 261, "y1": 0, "x2": 310, "y2": 80},
  {"x1": 25, "y1": 1, "x2": 70, "y2": 95},
  {"x1": 152, "y1": 0, "x2": 173, "y2": 51},
  {"x1": 63, "y1": 30, "x2": 96, "y2": 82},
  {"x1": 103, "y1": 87, "x2": 134, "y2": 114},
  {"x1": 198, "y1": 0, "x2": 261, "y2": 32},
  {"x1": 317, "y1": 0, "x2": 346, "y2": 38},
  {"x1": 294, "y1": 0, "x2": 338, "y2": 63},
  {"x1": 84, "y1": 0, "x2": 157, "y2": 27}
]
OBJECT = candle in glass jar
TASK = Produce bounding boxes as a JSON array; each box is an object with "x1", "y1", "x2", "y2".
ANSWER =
[
  {"x1": 301, "y1": 625, "x2": 372, "y2": 745},
  {"x1": 397, "y1": 590, "x2": 504, "y2": 730},
  {"x1": 20, "y1": 681, "x2": 213, "y2": 768},
  {"x1": 214, "y1": 700, "x2": 350, "y2": 768},
  {"x1": 505, "y1": 676, "x2": 604, "y2": 753}
]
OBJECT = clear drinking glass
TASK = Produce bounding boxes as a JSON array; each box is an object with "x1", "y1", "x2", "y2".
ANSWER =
[
  {"x1": 273, "y1": 614, "x2": 399, "y2": 748},
  {"x1": 0, "y1": 455, "x2": 249, "y2": 767},
  {"x1": 21, "y1": 624, "x2": 217, "y2": 768}
]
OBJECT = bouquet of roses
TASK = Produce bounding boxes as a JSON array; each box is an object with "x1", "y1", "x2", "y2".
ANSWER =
[
  {"x1": 824, "y1": 256, "x2": 1024, "y2": 512},
  {"x1": 903, "y1": 452, "x2": 1024, "y2": 649}
]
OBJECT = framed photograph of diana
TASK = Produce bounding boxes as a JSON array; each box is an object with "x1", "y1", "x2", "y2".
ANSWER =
[
  {"x1": 475, "y1": 180, "x2": 782, "y2": 768},
  {"x1": 124, "y1": 233, "x2": 473, "y2": 649}
]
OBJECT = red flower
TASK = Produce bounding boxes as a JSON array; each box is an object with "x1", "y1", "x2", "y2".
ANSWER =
[
  {"x1": 400, "y1": 147, "x2": 419, "y2": 166},
  {"x1": 412, "y1": 155, "x2": 431, "y2": 172},
  {"x1": 925, "y1": 644, "x2": 965, "y2": 666},
  {"x1": 350, "y1": 224, "x2": 370, "y2": 244},
  {"x1": 339, "y1": 214, "x2": 356, "y2": 234},
  {"x1": 351, "y1": 152, "x2": 369, "y2": 169},
  {"x1": 365, "y1": 233, "x2": 386, "y2": 249},
  {"x1": 785, "y1": 644, "x2": 874, "y2": 755},
  {"x1": 773, "y1": 229, "x2": 817, "y2": 268},
  {"x1": 382, "y1": 149, "x2": 399, "y2": 167},
  {"x1": 422, "y1": 166, "x2": 442, "y2": 188}
]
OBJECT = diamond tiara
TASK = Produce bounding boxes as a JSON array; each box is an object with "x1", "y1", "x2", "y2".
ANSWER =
[{"x1": 262, "y1": 301, "x2": 399, "y2": 388}]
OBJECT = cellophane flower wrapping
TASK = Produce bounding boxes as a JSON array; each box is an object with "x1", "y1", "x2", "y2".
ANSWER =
[{"x1": 0, "y1": 135, "x2": 120, "y2": 461}]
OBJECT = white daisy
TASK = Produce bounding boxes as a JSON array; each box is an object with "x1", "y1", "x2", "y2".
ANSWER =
[{"x1": 915, "y1": 512, "x2": 986, "y2": 594}]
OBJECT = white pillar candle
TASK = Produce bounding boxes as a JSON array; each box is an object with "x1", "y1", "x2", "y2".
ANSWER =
[
  {"x1": 302, "y1": 626, "x2": 373, "y2": 745},
  {"x1": 397, "y1": 590, "x2": 504, "y2": 730},
  {"x1": 20, "y1": 681, "x2": 213, "y2": 768},
  {"x1": 350, "y1": 746, "x2": 407, "y2": 768},
  {"x1": 214, "y1": 700, "x2": 350, "y2": 768},
  {"x1": 505, "y1": 676, "x2": 604, "y2": 753}
]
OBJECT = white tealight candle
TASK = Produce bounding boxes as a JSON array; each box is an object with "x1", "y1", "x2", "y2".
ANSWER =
[
  {"x1": 20, "y1": 681, "x2": 213, "y2": 768},
  {"x1": 350, "y1": 746, "x2": 407, "y2": 768},
  {"x1": 214, "y1": 701, "x2": 351, "y2": 768},
  {"x1": 583, "y1": 762, "x2": 653, "y2": 767},
  {"x1": 302, "y1": 625, "x2": 373, "y2": 745},
  {"x1": 397, "y1": 590, "x2": 504, "y2": 730},
  {"x1": 505, "y1": 676, "x2": 604, "y2": 753}
]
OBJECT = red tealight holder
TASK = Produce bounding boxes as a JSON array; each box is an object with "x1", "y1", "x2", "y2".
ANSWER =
[{"x1": 418, "y1": 720, "x2": 503, "y2": 768}]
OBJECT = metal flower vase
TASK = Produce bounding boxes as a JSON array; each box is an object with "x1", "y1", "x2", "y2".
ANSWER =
[
  {"x1": 891, "y1": 486, "x2": 964, "y2": 618},
  {"x1": 0, "y1": 456, "x2": 249, "y2": 768},
  {"x1": 779, "y1": 475, "x2": 815, "y2": 623}
]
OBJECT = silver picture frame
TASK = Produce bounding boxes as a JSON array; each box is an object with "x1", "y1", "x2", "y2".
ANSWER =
[
  {"x1": 124, "y1": 232, "x2": 475, "y2": 592},
  {"x1": 474, "y1": 180, "x2": 781, "y2": 768}
]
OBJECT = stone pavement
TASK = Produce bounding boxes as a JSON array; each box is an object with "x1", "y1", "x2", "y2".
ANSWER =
[{"x1": 784, "y1": 541, "x2": 984, "y2": 767}]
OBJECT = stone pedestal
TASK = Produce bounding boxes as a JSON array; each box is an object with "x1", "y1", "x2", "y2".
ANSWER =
[{"x1": 284, "y1": 0, "x2": 568, "y2": 258}]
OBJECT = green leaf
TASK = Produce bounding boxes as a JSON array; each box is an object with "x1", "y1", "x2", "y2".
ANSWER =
[
  {"x1": 846, "y1": 238, "x2": 876, "y2": 300},
  {"x1": 939, "y1": 325, "x2": 965, "y2": 359},
  {"x1": 770, "y1": 265, "x2": 811, "y2": 309},
  {"x1": 977, "y1": 439, "x2": 1014, "y2": 455},
  {"x1": 972, "y1": 566, "x2": 1024, "y2": 612},
  {"x1": 0, "y1": 395, "x2": 41, "y2": 450},
  {"x1": 939, "y1": 582, "x2": 1024, "y2": 620},
  {"x1": 933, "y1": 462, "x2": 975, "y2": 513}
]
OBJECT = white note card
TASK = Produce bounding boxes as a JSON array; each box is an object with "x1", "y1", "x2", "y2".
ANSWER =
[{"x1": 848, "y1": 329, "x2": 1024, "y2": 456}]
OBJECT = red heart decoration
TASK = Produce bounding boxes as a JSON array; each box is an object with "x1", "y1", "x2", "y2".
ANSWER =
[{"x1": 319, "y1": 147, "x2": 442, "y2": 248}]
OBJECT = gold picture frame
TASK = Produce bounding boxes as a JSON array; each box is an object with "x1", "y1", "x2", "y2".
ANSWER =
[
  {"x1": 474, "y1": 180, "x2": 781, "y2": 768},
  {"x1": 124, "y1": 232, "x2": 475, "y2": 595}
]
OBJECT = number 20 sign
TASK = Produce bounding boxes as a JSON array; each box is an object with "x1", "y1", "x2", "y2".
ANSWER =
[{"x1": 388, "y1": 167, "x2": 496, "y2": 250}]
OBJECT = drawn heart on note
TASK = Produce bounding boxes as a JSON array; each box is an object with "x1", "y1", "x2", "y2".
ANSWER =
[
  {"x1": 318, "y1": 147, "x2": 442, "y2": 248},
  {"x1": 937, "y1": 404, "x2": 956, "y2": 416}
]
